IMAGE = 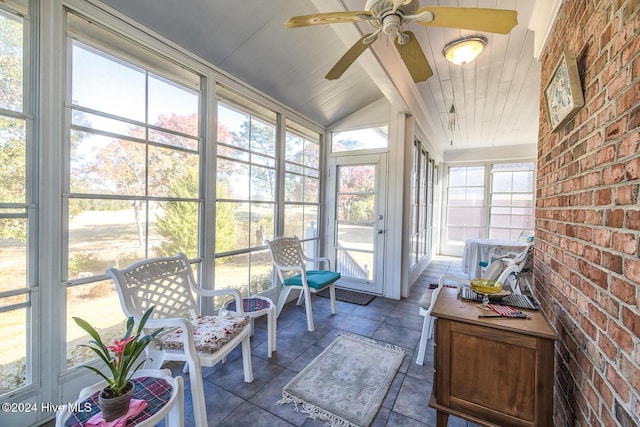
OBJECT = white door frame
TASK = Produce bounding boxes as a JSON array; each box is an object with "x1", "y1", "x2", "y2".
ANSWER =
[{"x1": 326, "y1": 153, "x2": 387, "y2": 295}]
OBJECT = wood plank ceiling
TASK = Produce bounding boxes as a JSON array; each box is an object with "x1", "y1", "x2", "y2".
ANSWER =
[{"x1": 99, "y1": 0, "x2": 541, "y2": 153}]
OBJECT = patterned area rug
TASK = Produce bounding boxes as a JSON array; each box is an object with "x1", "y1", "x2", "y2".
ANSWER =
[{"x1": 277, "y1": 333, "x2": 405, "y2": 426}]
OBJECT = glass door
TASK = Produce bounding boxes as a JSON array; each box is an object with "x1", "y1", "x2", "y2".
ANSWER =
[{"x1": 327, "y1": 154, "x2": 387, "y2": 294}]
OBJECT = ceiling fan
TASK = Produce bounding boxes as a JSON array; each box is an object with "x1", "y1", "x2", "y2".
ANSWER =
[{"x1": 285, "y1": 0, "x2": 518, "y2": 83}]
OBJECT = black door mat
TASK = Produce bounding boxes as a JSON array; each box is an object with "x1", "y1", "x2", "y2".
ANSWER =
[{"x1": 316, "y1": 288, "x2": 376, "y2": 305}]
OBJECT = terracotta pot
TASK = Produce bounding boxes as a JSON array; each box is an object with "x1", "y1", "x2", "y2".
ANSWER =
[{"x1": 98, "y1": 382, "x2": 134, "y2": 421}]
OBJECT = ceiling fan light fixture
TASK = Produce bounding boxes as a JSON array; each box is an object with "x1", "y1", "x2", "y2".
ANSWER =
[{"x1": 443, "y1": 36, "x2": 487, "y2": 65}]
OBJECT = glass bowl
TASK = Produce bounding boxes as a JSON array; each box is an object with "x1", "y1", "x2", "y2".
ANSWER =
[{"x1": 470, "y1": 279, "x2": 504, "y2": 304}]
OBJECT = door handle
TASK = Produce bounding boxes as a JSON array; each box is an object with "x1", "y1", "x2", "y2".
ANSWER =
[{"x1": 377, "y1": 229, "x2": 384, "y2": 234}]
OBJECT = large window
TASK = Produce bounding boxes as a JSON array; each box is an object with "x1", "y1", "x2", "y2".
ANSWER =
[
  {"x1": 0, "y1": 0, "x2": 32, "y2": 396},
  {"x1": 409, "y1": 141, "x2": 435, "y2": 267},
  {"x1": 489, "y1": 163, "x2": 535, "y2": 240},
  {"x1": 215, "y1": 86, "x2": 277, "y2": 297},
  {"x1": 445, "y1": 166, "x2": 486, "y2": 244},
  {"x1": 331, "y1": 126, "x2": 388, "y2": 152},
  {"x1": 284, "y1": 119, "x2": 321, "y2": 256},
  {"x1": 444, "y1": 162, "x2": 535, "y2": 246},
  {"x1": 65, "y1": 14, "x2": 202, "y2": 369}
]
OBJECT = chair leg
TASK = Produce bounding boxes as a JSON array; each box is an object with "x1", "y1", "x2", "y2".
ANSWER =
[
  {"x1": 241, "y1": 335, "x2": 254, "y2": 383},
  {"x1": 296, "y1": 290, "x2": 305, "y2": 306},
  {"x1": 276, "y1": 286, "x2": 292, "y2": 317},
  {"x1": 329, "y1": 284, "x2": 337, "y2": 315},
  {"x1": 416, "y1": 313, "x2": 430, "y2": 366},
  {"x1": 186, "y1": 359, "x2": 207, "y2": 427},
  {"x1": 267, "y1": 305, "x2": 276, "y2": 357},
  {"x1": 303, "y1": 289, "x2": 315, "y2": 332},
  {"x1": 428, "y1": 316, "x2": 435, "y2": 339}
]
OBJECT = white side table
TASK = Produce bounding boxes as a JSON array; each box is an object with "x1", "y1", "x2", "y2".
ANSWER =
[
  {"x1": 225, "y1": 295, "x2": 277, "y2": 357},
  {"x1": 56, "y1": 369, "x2": 184, "y2": 427}
]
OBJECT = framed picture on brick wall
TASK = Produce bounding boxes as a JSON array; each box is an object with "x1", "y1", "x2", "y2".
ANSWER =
[{"x1": 544, "y1": 50, "x2": 584, "y2": 132}]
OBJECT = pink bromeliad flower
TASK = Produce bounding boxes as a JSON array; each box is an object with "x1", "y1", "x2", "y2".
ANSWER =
[{"x1": 107, "y1": 336, "x2": 135, "y2": 357}]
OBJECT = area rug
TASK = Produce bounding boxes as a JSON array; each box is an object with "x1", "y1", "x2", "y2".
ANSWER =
[
  {"x1": 277, "y1": 333, "x2": 405, "y2": 427},
  {"x1": 316, "y1": 288, "x2": 376, "y2": 305}
]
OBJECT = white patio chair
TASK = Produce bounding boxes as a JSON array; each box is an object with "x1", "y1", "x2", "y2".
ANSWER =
[
  {"x1": 498, "y1": 242, "x2": 534, "y2": 293},
  {"x1": 265, "y1": 236, "x2": 340, "y2": 332},
  {"x1": 106, "y1": 254, "x2": 253, "y2": 427},
  {"x1": 415, "y1": 259, "x2": 514, "y2": 366}
]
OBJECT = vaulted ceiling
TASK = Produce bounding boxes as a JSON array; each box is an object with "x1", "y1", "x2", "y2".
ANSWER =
[{"x1": 100, "y1": 0, "x2": 542, "y2": 153}]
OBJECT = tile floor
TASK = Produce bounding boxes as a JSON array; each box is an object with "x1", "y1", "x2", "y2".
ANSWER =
[
  {"x1": 48, "y1": 256, "x2": 482, "y2": 427},
  {"x1": 163, "y1": 255, "x2": 482, "y2": 427}
]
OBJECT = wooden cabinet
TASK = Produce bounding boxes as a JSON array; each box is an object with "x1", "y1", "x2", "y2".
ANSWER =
[{"x1": 429, "y1": 288, "x2": 557, "y2": 427}]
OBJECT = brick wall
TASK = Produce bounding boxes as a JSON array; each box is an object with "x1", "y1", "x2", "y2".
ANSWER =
[{"x1": 536, "y1": 0, "x2": 639, "y2": 425}]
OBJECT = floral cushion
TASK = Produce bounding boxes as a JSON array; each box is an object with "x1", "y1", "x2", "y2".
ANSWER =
[{"x1": 154, "y1": 315, "x2": 250, "y2": 354}]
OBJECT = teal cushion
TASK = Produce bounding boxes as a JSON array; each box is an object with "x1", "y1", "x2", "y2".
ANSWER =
[{"x1": 282, "y1": 270, "x2": 341, "y2": 289}]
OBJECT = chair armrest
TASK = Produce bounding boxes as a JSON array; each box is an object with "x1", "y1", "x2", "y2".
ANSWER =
[
  {"x1": 438, "y1": 273, "x2": 471, "y2": 288},
  {"x1": 191, "y1": 287, "x2": 246, "y2": 315},
  {"x1": 421, "y1": 282, "x2": 445, "y2": 315},
  {"x1": 498, "y1": 251, "x2": 519, "y2": 260},
  {"x1": 300, "y1": 254, "x2": 331, "y2": 270}
]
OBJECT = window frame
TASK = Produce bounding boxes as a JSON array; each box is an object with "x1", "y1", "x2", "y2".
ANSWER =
[
  {"x1": 0, "y1": 0, "x2": 38, "y2": 399},
  {"x1": 213, "y1": 91, "x2": 325, "y2": 296},
  {"x1": 284, "y1": 118, "x2": 322, "y2": 254},
  {"x1": 488, "y1": 162, "x2": 536, "y2": 240},
  {"x1": 409, "y1": 139, "x2": 435, "y2": 268},
  {"x1": 213, "y1": 92, "x2": 279, "y2": 298},
  {"x1": 443, "y1": 161, "x2": 536, "y2": 250},
  {"x1": 62, "y1": 13, "x2": 206, "y2": 373}
]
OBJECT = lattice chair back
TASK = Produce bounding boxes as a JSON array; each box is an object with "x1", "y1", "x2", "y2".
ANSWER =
[
  {"x1": 108, "y1": 254, "x2": 199, "y2": 322},
  {"x1": 266, "y1": 236, "x2": 305, "y2": 282}
]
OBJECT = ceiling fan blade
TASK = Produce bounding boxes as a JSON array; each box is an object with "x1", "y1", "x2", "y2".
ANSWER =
[
  {"x1": 325, "y1": 34, "x2": 375, "y2": 80},
  {"x1": 394, "y1": 31, "x2": 433, "y2": 83},
  {"x1": 415, "y1": 7, "x2": 518, "y2": 34},
  {"x1": 286, "y1": 11, "x2": 372, "y2": 29}
]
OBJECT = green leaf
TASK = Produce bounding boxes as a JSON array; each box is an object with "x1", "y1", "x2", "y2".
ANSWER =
[
  {"x1": 137, "y1": 306, "x2": 155, "y2": 335},
  {"x1": 124, "y1": 316, "x2": 134, "y2": 340},
  {"x1": 77, "y1": 344, "x2": 112, "y2": 368},
  {"x1": 78, "y1": 364, "x2": 111, "y2": 384},
  {"x1": 73, "y1": 316, "x2": 111, "y2": 356}
]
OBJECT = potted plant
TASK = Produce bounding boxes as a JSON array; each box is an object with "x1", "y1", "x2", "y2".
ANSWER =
[{"x1": 73, "y1": 307, "x2": 163, "y2": 421}]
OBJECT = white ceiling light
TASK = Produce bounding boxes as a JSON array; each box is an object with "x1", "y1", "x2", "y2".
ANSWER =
[{"x1": 443, "y1": 36, "x2": 487, "y2": 65}]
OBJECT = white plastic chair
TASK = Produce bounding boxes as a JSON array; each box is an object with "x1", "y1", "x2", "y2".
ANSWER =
[
  {"x1": 517, "y1": 230, "x2": 535, "y2": 242},
  {"x1": 265, "y1": 236, "x2": 340, "y2": 332},
  {"x1": 498, "y1": 242, "x2": 534, "y2": 293},
  {"x1": 415, "y1": 259, "x2": 515, "y2": 366},
  {"x1": 106, "y1": 254, "x2": 254, "y2": 427},
  {"x1": 478, "y1": 240, "x2": 534, "y2": 290}
]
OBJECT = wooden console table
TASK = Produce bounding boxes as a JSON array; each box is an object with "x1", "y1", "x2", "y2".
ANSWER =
[{"x1": 429, "y1": 287, "x2": 557, "y2": 427}]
